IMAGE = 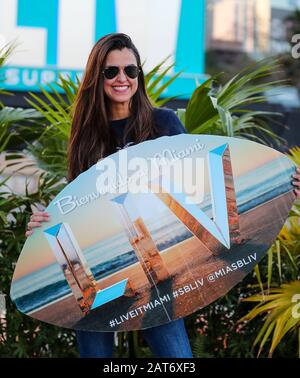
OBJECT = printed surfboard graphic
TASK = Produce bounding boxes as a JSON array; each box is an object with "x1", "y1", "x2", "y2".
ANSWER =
[{"x1": 10, "y1": 135, "x2": 296, "y2": 331}]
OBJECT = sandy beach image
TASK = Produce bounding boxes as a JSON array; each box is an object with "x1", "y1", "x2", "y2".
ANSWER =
[{"x1": 29, "y1": 190, "x2": 295, "y2": 331}]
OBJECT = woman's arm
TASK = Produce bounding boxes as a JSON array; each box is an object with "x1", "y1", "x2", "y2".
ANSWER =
[
  {"x1": 154, "y1": 108, "x2": 186, "y2": 136},
  {"x1": 166, "y1": 110, "x2": 187, "y2": 135}
]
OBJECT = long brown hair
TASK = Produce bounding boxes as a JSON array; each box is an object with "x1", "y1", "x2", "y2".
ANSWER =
[{"x1": 67, "y1": 33, "x2": 157, "y2": 182}]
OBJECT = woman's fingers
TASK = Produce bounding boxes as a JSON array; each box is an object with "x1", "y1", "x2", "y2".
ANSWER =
[
  {"x1": 30, "y1": 214, "x2": 50, "y2": 222},
  {"x1": 292, "y1": 168, "x2": 300, "y2": 191},
  {"x1": 30, "y1": 211, "x2": 50, "y2": 219},
  {"x1": 292, "y1": 180, "x2": 300, "y2": 188},
  {"x1": 25, "y1": 229, "x2": 34, "y2": 237},
  {"x1": 26, "y1": 212, "x2": 50, "y2": 237},
  {"x1": 293, "y1": 168, "x2": 300, "y2": 199},
  {"x1": 27, "y1": 221, "x2": 42, "y2": 229}
]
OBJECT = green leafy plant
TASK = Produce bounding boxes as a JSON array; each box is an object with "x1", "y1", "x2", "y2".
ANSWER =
[
  {"x1": 288, "y1": 146, "x2": 300, "y2": 166},
  {"x1": 180, "y1": 59, "x2": 287, "y2": 146},
  {"x1": 239, "y1": 281, "x2": 300, "y2": 357},
  {"x1": 0, "y1": 42, "x2": 16, "y2": 97},
  {"x1": 0, "y1": 43, "x2": 42, "y2": 154},
  {"x1": 144, "y1": 56, "x2": 182, "y2": 107}
]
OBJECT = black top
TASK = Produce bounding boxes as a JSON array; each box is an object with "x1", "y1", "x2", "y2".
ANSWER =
[{"x1": 109, "y1": 107, "x2": 186, "y2": 149}]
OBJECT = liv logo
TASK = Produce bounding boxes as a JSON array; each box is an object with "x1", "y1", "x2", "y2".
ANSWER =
[
  {"x1": 151, "y1": 143, "x2": 240, "y2": 254},
  {"x1": 44, "y1": 144, "x2": 240, "y2": 313},
  {"x1": 0, "y1": 0, "x2": 206, "y2": 97}
]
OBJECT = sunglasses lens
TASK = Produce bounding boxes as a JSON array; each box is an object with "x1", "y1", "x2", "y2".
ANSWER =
[
  {"x1": 124, "y1": 65, "x2": 139, "y2": 79},
  {"x1": 103, "y1": 66, "x2": 119, "y2": 79},
  {"x1": 103, "y1": 65, "x2": 139, "y2": 79}
]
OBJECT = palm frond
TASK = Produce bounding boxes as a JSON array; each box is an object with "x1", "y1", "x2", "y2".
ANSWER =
[
  {"x1": 192, "y1": 334, "x2": 214, "y2": 358},
  {"x1": 144, "y1": 57, "x2": 182, "y2": 106},
  {"x1": 25, "y1": 74, "x2": 76, "y2": 138},
  {"x1": 287, "y1": 146, "x2": 300, "y2": 166},
  {"x1": 0, "y1": 41, "x2": 18, "y2": 97},
  {"x1": 185, "y1": 58, "x2": 287, "y2": 145},
  {"x1": 0, "y1": 107, "x2": 42, "y2": 153},
  {"x1": 239, "y1": 281, "x2": 300, "y2": 357},
  {"x1": 19, "y1": 75, "x2": 78, "y2": 178}
]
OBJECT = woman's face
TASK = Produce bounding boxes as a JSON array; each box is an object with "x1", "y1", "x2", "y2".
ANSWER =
[{"x1": 103, "y1": 48, "x2": 139, "y2": 108}]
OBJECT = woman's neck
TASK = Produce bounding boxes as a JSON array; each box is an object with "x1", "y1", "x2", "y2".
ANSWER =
[{"x1": 109, "y1": 102, "x2": 130, "y2": 121}]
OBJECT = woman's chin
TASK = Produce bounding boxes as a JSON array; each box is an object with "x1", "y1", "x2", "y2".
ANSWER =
[{"x1": 109, "y1": 95, "x2": 132, "y2": 104}]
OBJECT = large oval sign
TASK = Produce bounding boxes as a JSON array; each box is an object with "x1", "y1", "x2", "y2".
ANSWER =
[{"x1": 10, "y1": 135, "x2": 296, "y2": 331}]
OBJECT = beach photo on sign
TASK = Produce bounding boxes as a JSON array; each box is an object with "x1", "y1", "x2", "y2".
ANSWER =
[{"x1": 10, "y1": 134, "x2": 296, "y2": 331}]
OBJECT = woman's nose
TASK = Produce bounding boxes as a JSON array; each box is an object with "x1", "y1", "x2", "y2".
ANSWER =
[{"x1": 116, "y1": 69, "x2": 127, "y2": 81}]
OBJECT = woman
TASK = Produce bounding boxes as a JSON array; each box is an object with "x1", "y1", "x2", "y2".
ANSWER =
[
  {"x1": 25, "y1": 33, "x2": 193, "y2": 358},
  {"x1": 26, "y1": 33, "x2": 300, "y2": 358}
]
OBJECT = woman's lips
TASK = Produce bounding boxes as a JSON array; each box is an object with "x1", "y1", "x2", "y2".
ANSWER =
[{"x1": 112, "y1": 85, "x2": 129, "y2": 93}]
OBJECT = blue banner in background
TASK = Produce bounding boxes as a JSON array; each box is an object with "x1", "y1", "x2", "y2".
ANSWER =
[{"x1": 0, "y1": 0, "x2": 206, "y2": 98}]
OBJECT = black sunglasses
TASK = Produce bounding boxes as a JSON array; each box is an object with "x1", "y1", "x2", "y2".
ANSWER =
[{"x1": 102, "y1": 65, "x2": 140, "y2": 80}]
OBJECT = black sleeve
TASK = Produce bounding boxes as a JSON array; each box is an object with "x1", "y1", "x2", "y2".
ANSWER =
[
  {"x1": 166, "y1": 109, "x2": 187, "y2": 135},
  {"x1": 155, "y1": 108, "x2": 187, "y2": 137}
]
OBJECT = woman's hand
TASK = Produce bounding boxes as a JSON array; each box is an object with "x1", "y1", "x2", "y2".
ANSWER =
[
  {"x1": 292, "y1": 167, "x2": 300, "y2": 199},
  {"x1": 25, "y1": 211, "x2": 50, "y2": 237}
]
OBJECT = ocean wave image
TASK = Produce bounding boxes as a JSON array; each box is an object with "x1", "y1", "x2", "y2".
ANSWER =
[{"x1": 10, "y1": 135, "x2": 296, "y2": 331}]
